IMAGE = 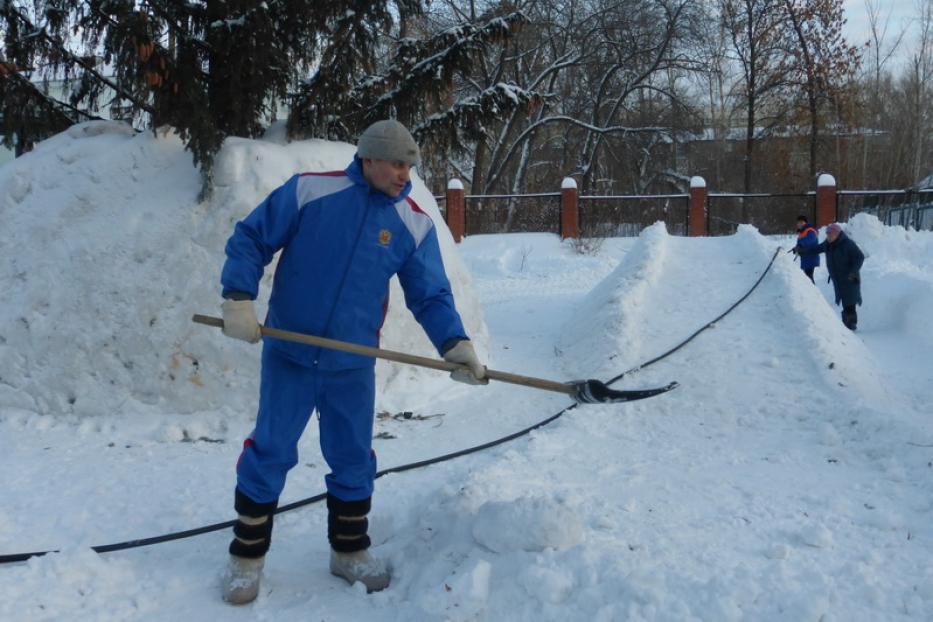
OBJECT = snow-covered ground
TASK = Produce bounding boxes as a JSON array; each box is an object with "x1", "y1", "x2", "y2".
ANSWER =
[{"x1": 1, "y1": 124, "x2": 932, "y2": 621}]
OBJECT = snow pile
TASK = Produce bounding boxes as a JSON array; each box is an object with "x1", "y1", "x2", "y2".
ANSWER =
[
  {"x1": 0, "y1": 122, "x2": 487, "y2": 419},
  {"x1": 843, "y1": 212, "x2": 933, "y2": 274},
  {"x1": 837, "y1": 213, "x2": 933, "y2": 345},
  {"x1": 748, "y1": 225, "x2": 891, "y2": 403},
  {"x1": 472, "y1": 495, "x2": 584, "y2": 553},
  {"x1": 417, "y1": 556, "x2": 493, "y2": 619},
  {"x1": 557, "y1": 222, "x2": 768, "y2": 380},
  {"x1": 556, "y1": 220, "x2": 924, "y2": 408},
  {"x1": 558, "y1": 221, "x2": 670, "y2": 377},
  {"x1": 0, "y1": 549, "x2": 162, "y2": 620}
]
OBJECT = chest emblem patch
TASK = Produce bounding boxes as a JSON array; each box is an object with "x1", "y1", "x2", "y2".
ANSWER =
[{"x1": 379, "y1": 229, "x2": 392, "y2": 246}]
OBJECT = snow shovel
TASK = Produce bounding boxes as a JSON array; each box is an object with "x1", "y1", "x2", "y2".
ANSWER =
[{"x1": 192, "y1": 314, "x2": 677, "y2": 404}]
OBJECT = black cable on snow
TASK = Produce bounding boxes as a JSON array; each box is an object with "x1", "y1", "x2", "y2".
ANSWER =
[
  {"x1": 605, "y1": 246, "x2": 781, "y2": 385},
  {"x1": 0, "y1": 408, "x2": 575, "y2": 564},
  {"x1": 0, "y1": 247, "x2": 781, "y2": 565}
]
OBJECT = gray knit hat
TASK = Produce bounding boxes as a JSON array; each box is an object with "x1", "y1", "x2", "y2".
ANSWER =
[{"x1": 357, "y1": 120, "x2": 420, "y2": 166}]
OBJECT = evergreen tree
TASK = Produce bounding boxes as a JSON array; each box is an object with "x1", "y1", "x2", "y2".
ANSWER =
[
  {"x1": 0, "y1": 0, "x2": 423, "y2": 192},
  {"x1": 289, "y1": 6, "x2": 540, "y2": 167}
]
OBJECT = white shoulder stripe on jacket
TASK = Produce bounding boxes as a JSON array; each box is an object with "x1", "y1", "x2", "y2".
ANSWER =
[
  {"x1": 394, "y1": 198, "x2": 434, "y2": 246},
  {"x1": 295, "y1": 173, "x2": 355, "y2": 209}
]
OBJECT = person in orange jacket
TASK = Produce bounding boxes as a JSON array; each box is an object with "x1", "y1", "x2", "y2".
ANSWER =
[{"x1": 795, "y1": 215, "x2": 820, "y2": 283}]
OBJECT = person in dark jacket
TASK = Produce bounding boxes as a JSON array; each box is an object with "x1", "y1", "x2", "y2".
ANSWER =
[
  {"x1": 217, "y1": 120, "x2": 488, "y2": 603},
  {"x1": 795, "y1": 222, "x2": 865, "y2": 330},
  {"x1": 795, "y1": 215, "x2": 820, "y2": 283}
]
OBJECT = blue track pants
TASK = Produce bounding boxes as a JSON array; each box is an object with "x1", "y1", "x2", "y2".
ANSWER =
[{"x1": 236, "y1": 346, "x2": 377, "y2": 504}]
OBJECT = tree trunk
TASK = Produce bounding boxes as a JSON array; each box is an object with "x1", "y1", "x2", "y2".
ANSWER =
[{"x1": 808, "y1": 91, "x2": 818, "y2": 179}]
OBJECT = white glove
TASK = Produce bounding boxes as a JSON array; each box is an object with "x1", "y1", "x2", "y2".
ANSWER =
[
  {"x1": 443, "y1": 340, "x2": 488, "y2": 385},
  {"x1": 221, "y1": 299, "x2": 262, "y2": 344}
]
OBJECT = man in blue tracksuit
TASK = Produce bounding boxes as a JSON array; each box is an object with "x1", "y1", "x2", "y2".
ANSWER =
[
  {"x1": 217, "y1": 120, "x2": 488, "y2": 603},
  {"x1": 795, "y1": 215, "x2": 820, "y2": 283}
]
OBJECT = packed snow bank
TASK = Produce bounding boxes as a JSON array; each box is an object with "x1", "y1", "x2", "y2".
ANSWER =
[
  {"x1": 843, "y1": 212, "x2": 933, "y2": 275},
  {"x1": 472, "y1": 495, "x2": 584, "y2": 553},
  {"x1": 0, "y1": 122, "x2": 486, "y2": 418},
  {"x1": 834, "y1": 213, "x2": 933, "y2": 345},
  {"x1": 558, "y1": 221, "x2": 670, "y2": 376},
  {"x1": 557, "y1": 222, "x2": 765, "y2": 380},
  {"x1": 0, "y1": 549, "x2": 163, "y2": 620},
  {"x1": 727, "y1": 225, "x2": 890, "y2": 403},
  {"x1": 559, "y1": 222, "x2": 898, "y2": 407}
]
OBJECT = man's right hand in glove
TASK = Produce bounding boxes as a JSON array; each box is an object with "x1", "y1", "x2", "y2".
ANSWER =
[
  {"x1": 443, "y1": 339, "x2": 488, "y2": 385},
  {"x1": 222, "y1": 298, "x2": 262, "y2": 344}
]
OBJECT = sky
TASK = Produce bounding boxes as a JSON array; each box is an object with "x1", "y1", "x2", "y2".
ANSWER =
[{"x1": 844, "y1": 0, "x2": 923, "y2": 70}]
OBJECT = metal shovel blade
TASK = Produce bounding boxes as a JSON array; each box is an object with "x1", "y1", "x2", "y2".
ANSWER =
[{"x1": 572, "y1": 379, "x2": 680, "y2": 404}]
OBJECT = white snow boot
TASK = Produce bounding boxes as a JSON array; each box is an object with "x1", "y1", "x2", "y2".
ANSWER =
[
  {"x1": 222, "y1": 489, "x2": 277, "y2": 605},
  {"x1": 222, "y1": 554, "x2": 265, "y2": 605},
  {"x1": 327, "y1": 493, "x2": 390, "y2": 592},
  {"x1": 330, "y1": 549, "x2": 391, "y2": 593}
]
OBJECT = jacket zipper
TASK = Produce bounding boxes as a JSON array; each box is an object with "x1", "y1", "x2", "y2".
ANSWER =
[{"x1": 310, "y1": 194, "x2": 372, "y2": 366}]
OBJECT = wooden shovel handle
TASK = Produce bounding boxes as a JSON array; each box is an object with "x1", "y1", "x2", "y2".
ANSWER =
[{"x1": 192, "y1": 314, "x2": 576, "y2": 396}]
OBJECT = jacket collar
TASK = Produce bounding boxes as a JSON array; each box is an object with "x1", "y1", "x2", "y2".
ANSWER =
[{"x1": 345, "y1": 155, "x2": 413, "y2": 203}]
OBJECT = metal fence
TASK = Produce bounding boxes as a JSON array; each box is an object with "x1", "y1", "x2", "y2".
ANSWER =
[
  {"x1": 706, "y1": 193, "x2": 816, "y2": 236},
  {"x1": 578, "y1": 194, "x2": 688, "y2": 237},
  {"x1": 435, "y1": 193, "x2": 562, "y2": 235},
  {"x1": 435, "y1": 193, "x2": 688, "y2": 237},
  {"x1": 435, "y1": 187, "x2": 933, "y2": 237},
  {"x1": 840, "y1": 190, "x2": 933, "y2": 231}
]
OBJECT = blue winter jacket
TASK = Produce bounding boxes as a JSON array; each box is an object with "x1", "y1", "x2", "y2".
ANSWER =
[
  {"x1": 221, "y1": 157, "x2": 467, "y2": 370},
  {"x1": 796, "y1": 225, "x2": 820, "y2": 269}
]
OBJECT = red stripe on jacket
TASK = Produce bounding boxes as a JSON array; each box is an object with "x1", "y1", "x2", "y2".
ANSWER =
[
  {"x1": 300, "y1": 171, "x2": 346, "y2": 177},
  {"x1": 405, "y1": 196, "x2": 426, "y2": 214}
]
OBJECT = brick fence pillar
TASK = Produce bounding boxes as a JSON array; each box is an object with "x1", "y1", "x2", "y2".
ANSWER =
[
  {"x1": 560, "y1": 177, "x2": 579, "y2": 239},
  {"x1": 815, "y1": 173, "x2": 837, "y2": 227},
  {"x1": 688, "y1": 175, "x2": 707, "y2": 236},
  {"x1": 445, "y1": 178, "x2": 465, "y2": 242}
]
